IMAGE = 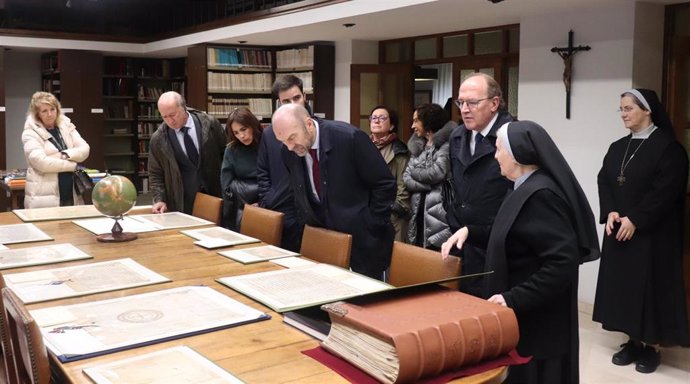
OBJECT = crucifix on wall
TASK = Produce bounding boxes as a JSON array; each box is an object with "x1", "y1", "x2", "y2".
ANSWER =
[{"x1": 551, "y1": 30, "x2": 591, "y2": 119}]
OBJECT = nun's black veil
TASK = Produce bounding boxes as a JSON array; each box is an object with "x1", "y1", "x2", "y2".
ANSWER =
[{"x1": 507, "y1": 120, "x2": 600, "y2": 263}]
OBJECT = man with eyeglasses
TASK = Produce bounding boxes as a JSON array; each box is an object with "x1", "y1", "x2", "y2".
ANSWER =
[
  {"x1": 444, "y1": 73, "x2": 514, "y2": 297},
  {"x1": 272, "y1": 103, "x2": 396, "y2": 280},
  {"x1": 149, "y1": 91, "x2": 226, "y2": 214}
]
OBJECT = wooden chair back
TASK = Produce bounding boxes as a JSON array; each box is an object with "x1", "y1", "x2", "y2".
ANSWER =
[
  {"x1": 2, "y1": 287, "x2": 50, "y2": 384},
  {"x1": 192, "y1": 192, "x2": 224, "y2": 225},
  {"x1": 0, "y1": 274, "x2": 18, "y2": 384},
  {"x1": 300, "y1": 225, "x2": 352, "y2": 269},
  {"x1": 240, "y1": 205, "x2": 284, "y2": 246},
  {"x1": 388, "y1": 241, "x2": 462, "y2": 290}
]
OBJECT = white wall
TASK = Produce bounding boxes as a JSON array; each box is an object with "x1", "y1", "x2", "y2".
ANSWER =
[
  {"x1": 333, "y1": 40, "x2": 379, "y2": 122},
  {"x1": 5, "y1": 51, "x2": 41, "y2": 169},
  {"x1": 519, "y1": 2, "x2": 664, "y2": 305}
]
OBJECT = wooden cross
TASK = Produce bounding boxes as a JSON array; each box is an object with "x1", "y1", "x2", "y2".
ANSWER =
[{"x1": 551, "y1": 30, "x2": 591, "y2": 119}]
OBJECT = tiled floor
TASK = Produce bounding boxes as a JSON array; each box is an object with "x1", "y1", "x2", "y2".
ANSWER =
[{"x1": 579, "y1": 303, "x2": 690, "y2": 383}]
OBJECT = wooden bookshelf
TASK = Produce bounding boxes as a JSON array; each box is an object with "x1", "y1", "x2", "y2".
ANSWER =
[
  {"x1": 102, "y1": 56, "x2": 186, "y2": 194},
  {"x1": 187, "y1": 42, "x2": 335, "y2": 122},
  {"x1": 41, "y1": 50, "x2": 104, "y2": 172},
  {"x1": 276, "y1": 44, "x2": 335, "y2": 119}
]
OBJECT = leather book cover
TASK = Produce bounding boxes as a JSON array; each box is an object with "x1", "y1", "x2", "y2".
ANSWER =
[{"x1": 321, "y1": 285, "x2": 518, "y2": 384}]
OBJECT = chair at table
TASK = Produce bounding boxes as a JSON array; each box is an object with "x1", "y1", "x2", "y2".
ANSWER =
[
  {"x1": 2, "y1": 287, "x2": 50, "y2": 384},
  {"x1": 0, "y1": 274, "x2": 17, "y2": 384},
  {"x1": 300, "y1": 225, "x2": 352, "y2": 269},
  {"x1": 192, "y1": 192, "x2": 224, "y2": 225},
  {"x1": 388, "y1": 241, "x2": 462, "y2": 290},
  {"x1": 239, "y1": 205, "x2": 284, "y2": 246}
]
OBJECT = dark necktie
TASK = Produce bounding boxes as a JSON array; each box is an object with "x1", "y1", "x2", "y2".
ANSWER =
[
  {"x1": 473, "y1": 133, "x2": 484, "y2": 155},
  {"x1": 309, "y1": 148, "x2": 320, "y2": 197},
  {"x1": 182, "y1": 126, "x2": 199, "y2": 166}
]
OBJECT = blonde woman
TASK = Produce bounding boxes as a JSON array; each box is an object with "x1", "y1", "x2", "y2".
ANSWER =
[{"x1": 22, "y1": 91, "x2": 90, "y2": 208}]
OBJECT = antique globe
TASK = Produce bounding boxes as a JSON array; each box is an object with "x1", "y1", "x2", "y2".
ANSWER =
[{"x1": 92, "y1": 175, "x2": 138, "y2": 242}]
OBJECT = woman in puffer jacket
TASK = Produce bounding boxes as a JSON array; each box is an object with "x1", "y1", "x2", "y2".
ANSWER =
[
  {"x1": 403, "y1": 103, "x2": 455, "y2": 249},
  {"x1": 22, "y1": 91, "x2": 90, "y2": 208}
]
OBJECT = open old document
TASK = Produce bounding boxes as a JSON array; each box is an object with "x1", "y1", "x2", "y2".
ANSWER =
[
  {"x1": 32, "y1": 286, "x2": 270, "y2": 362},
  {"x1": 0, "y1": 223, "x2": 53, "y2": 244},
  {"x1": 129, "y1": 212, "x2": 214, "y2": 230},
  {"x1": 181, "y1": 227, "x2": 260, "y2": 249},
  {"x1": 218, "y1": 245, "x2": 299, "y2": 264},
  {"x1": 0, "y1": 243, "x2": 91, "y2": 270},
  {"x1": 13, "y1": 205, "x2": 103, "y2": 222},
  {"x1": 217, "y1": 263, "x2": 391, "y2": 312},
  {"x1": 83, "y1": 346, "x2": 245, "y2": 384},
  {"x1": 4, "y1": 258, "x2": 170, "y2": 304},
  {"x1": 72, "y1": 216, "x2": 160, "y2": 235}
]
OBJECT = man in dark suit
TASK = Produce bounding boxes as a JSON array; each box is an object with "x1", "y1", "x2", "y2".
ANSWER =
[
  {"x1": 149, "y1": 91, "x2": 226, "y2": 214},
  {"x1": 256, "y1": 75, "x2": 311, "y2": 252},
  {"x1": 272, "y1": 103, "x2": 395, "y2": 279},
  {"x1": 445, "y1": 73, "x2": 514, "y2": 297}
]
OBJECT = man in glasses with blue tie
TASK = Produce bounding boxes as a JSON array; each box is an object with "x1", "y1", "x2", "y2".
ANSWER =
[
  {"x1": 445, "y1": 73, "x2": 514, "y2": 297},
  {"x1": 149, "y1": 91, "x2": 227, "y2": 214}
]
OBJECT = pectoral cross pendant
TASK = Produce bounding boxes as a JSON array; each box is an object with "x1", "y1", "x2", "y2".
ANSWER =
[{"x1": 617, "y1": 174, "x2": 625, "y2": 186}]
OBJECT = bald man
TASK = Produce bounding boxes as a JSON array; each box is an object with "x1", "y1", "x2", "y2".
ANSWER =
[
  {"x1": 272, "y1": 104, "x2": 395, "y2": 279},
  {"x1": 149, "y1": 91, "x2": 226, "y2": 214}
]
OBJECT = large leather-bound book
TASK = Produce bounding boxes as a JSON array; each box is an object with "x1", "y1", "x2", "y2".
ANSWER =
[{"x1": 320, "y1": 285, "x2": 519, "y2": 384}]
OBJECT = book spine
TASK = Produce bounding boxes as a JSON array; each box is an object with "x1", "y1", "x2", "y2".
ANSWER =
[{"x1": 393, "y1": 309, "x2": 518, "y2": 382}]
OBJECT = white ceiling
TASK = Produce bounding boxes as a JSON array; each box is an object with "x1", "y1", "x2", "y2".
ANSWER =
[{"x1": 4, "y1": 0, "x2": 687, "y2": 57}]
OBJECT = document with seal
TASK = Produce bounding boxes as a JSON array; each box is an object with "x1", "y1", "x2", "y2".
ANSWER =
[{"x1": 32, "y1": 286, "x2": 270, "y2": 362}]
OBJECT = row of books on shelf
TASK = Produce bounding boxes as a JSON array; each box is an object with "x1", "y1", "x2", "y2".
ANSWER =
[
  {"x1": 138, "y1": 140, "x2": 150, "y2": 153},
  {"x1": 139, "y1": 105, "x2": 162, "y2": 119},
  {"x1": 138, "y1": 122, "x2": 158, "y2": 136},
  {"x1": 207, "y1": 72, "x2": 273, "y2": 93},
  {"x1": 106, "y1": 103, "x2": 132, "y2": 119},
  {"x1": 207, "y1": 47, "x2": 273, "y2": 69},
  {"x1": 42, "y1": 79, "x2": 60, "y2": 94},
  {"x1": 207, "y1": 97, "x2": 273, "y2": 119},
  {"x1": 276, "y1": 46, "x2": 314, "y2": 70},
  {"x1": 137, "y1": 85, "x2": 167, "y2": 100}
]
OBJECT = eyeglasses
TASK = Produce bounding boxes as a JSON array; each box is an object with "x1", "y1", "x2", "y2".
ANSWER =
[
  {"x1": 369, "y1": 116, "x2": 389, "y2": 122},
  {"x1": 454, "y1": 98, "x2": 491, "y2": 110},
  {"x1": 617, "y1": 106, "x2": 636, "y2": 113}
]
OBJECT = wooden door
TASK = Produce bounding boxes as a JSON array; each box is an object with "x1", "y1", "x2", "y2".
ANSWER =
[{"x1": 350, "y1": 64, "x2": 414, "y2": 142}]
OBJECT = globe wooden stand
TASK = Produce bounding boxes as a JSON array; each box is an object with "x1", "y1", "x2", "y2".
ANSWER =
[{"x1": 97, "y1": 216, "x2": 137, "y2": 242}]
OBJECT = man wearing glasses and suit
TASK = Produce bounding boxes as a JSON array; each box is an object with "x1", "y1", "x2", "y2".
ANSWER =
[{"x1": 444, "y1": 73, "x2": 514, "y2": 297}]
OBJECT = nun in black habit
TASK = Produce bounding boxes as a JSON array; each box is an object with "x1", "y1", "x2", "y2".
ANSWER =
[
  {"x1": 593, "y1": 88, "x2": 690, "y2": 374},
  {"x1": 442, "y1": 120, "x2": 600, "y2": 384}
]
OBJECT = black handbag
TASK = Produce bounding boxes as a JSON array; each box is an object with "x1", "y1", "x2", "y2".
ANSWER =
[
  {"x1": 440, "y1": 178, "x2": 454, "y2": 212},
  {"x1": 74, "y1": 168, "x2": 95, "y2": 203}
]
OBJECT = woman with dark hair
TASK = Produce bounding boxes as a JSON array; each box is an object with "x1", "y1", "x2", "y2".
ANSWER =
[
  {"x1": 403, "y1": 103, "x2": 455, "y2": 249},
  {"x1": 593, "y1": 89, "x2": 690, "y2": 374},
  {"x1": 220, "y1": 107, "x2": 263, "y2": 229},
  {"x1": 369, "y1": 105, "x2": 410, "y2": 242},
  {"x1": 442, "y1": 121, "x2": 600, "y2": 384}
]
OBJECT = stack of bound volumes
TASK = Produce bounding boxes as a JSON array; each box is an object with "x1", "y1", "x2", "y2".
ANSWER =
[{"x1": 320, "y1": 285, "x2": 519, "y2": 384}]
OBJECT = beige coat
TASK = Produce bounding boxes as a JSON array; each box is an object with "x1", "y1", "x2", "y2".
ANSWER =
[{"x1": 22, "y1": 114, "x2": 90, "y2": 208}]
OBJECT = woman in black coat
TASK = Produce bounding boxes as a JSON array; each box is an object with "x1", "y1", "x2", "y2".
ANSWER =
[
  {"x1": 220, "y1": 107, "x2": 263, "y2": 230},
  {"x1": 442, "y1": 121, "x2": 599, "y2": 384},
  {"x1": 593, "y1": 89, "x2": 690, "y2": 374}
]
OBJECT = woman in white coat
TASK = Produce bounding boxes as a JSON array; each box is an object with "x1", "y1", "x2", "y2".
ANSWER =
[{"x1": 22, "y1": 91, "x2": 90, "y2": 208}]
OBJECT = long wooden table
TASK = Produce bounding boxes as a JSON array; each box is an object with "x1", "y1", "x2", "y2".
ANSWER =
[{"x1": 0, "y1": 211, "x2": 506, "y2": 384}]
